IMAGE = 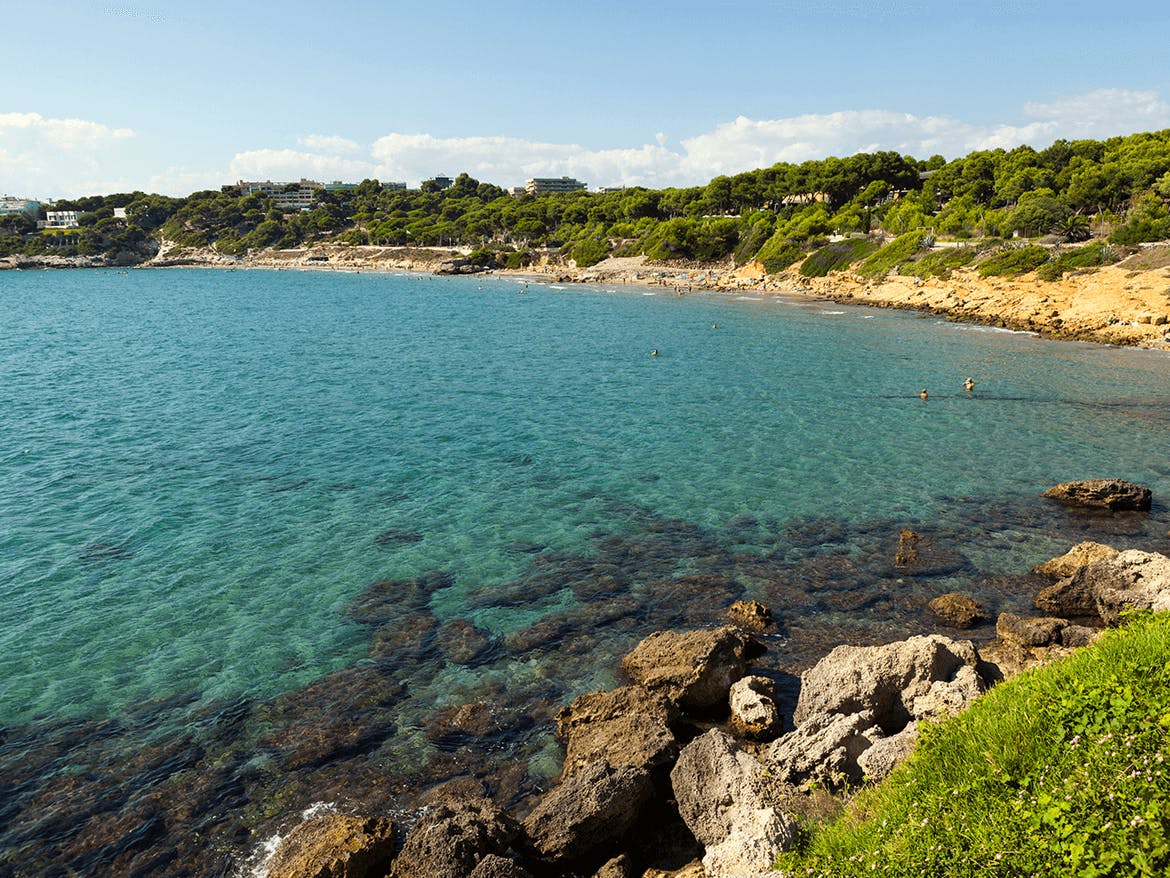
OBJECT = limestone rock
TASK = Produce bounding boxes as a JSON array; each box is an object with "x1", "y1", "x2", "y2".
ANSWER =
[
  {"x1": 727, "y1": 599, "x2": 774, "y2": 633},
  {"x1": 555, "y1": 686, "x2": 677, "y2": 778},
  {"x1": 265, "y1": 814, "x2": 395, "y2": 878},
  {"x1": 390, "y1": 798, "x2": 518, "y2": 878},
  {"x1": 1035, "y1": 571, "x2": 1101, "y2": 617},
  {"x1": 977, "y1": 639, "x2": 1075, "y2": 682},
  {"x1": 1092, "y1": 550, "x2": 1170, "y2": 624},
  {"x1": 766, "y1": 711, "x2": 876, "y2": 787},
  {"x1": 910, "y1": 665, "x2": 985, "y2": 721},
  {"x1": 728, "y1": 676, "x2": 781, "y2": 740},
  {"x1": 792, "y1": 634, "x2": 984, "y2": 732},
  {"x1": 621, "y1": 627, "x2": 753, "y2": 710},
  {"x1": 1060, "y1": 624, "x2": 1100, "y2": 648},
  {"x1": 641, "y1": 863, "x2": 705, "y2": 878},
  {"x1": 591, "y1": 854, "x2": 632, "y2": 878},
  {"x1": 522, "y1": 759, "x2": 653, "y2": 862},
  {"x1": 469, "y1": 855, "x2": 533, "y2": 878},
  {"x1": 927, "y1": 593, "x2": 987, "y2": 629},
  {"x1": 1032, "y1": 541, "x2": 1119, "y2": 578},
  {"x1": 995, "y1": 612, "x2": 1068, "y2": 647},
  {"x1": 1042, "y1": 479, "x2": 1152, "y2": 511},
  {"x1": 856, "y1": 722, "x2": 919, "y2": 784},
  {"x1": 671, "y1": 730, "x2": 797, "y2": 878}
]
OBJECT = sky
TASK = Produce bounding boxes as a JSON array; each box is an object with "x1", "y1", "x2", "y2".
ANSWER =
[{"x1": 3, "y1": 0, "x2": 1170, "y2": 199}]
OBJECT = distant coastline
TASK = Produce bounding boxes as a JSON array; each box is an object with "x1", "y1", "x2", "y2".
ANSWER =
[{"x1": 6, "y1": 240, "x2": 1169, "y2": 351}]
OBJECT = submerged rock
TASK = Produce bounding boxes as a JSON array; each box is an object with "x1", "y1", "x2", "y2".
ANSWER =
[
  {"x1": 265, "y1": 814, "x2": 395, "y2": 878},
  {"x1": 1042, "y1": 478, "x2": 1152, "y2": 511},
  {"x1": 927, "y1": 593, "x2": 988, "y2": 629},
  {"x1": 621, "y1": 627, "x2": 753, "y2": 710}
]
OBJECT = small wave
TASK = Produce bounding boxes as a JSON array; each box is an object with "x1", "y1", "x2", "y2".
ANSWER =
[
  {"x1": 736, "y1": 296, "x2": 762, "y2": 301},
  {"x1": 549, "y1": 285, "x2": 567, "y2": 290},
  {"x1": 821, "y1": 310, "x2": 846, "y2": 315},
  {"x1": 237, "y1": 802, "x2": 340, "y2": 878},
  {"x1": 949, "y1": 323, "x2": 1038, "y2": 337}
]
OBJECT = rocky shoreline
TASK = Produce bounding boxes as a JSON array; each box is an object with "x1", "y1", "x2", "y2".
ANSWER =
[
  {"x1": 6, "y1": 241, "x2": 1170, "y2": 351},
  {"x1": 254, "y1": 479, "x2": 1169, "y2": 878}
]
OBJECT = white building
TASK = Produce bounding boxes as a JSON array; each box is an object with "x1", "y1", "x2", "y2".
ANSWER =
[
  {"x1": 38, "y1": 210, "x2": 83, "y2": 229},
  {"x1": 237, "y1": 179, "x2": 323, "y2": 210},
  {"x1": 526, "y1": 177, "x2": 586, "y2": 195}
]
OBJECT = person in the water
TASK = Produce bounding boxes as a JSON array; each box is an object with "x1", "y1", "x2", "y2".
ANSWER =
[
  {"x1": 651, "y1": 349, "x2": 659, "y2": 357},
  {"x1": 964, "y1": 377, "x2": 975, "y2": 392},
  {"x1": 920, "y1": 389, "x2": 929, "y2": 400}
]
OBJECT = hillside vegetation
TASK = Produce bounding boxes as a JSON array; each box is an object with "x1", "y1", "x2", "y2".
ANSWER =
[
  {"x1": 777, "y1": 612, "x2": 1170, "y2": 877},
  {"x1": 3, "y1": 130, "x2": 1170, "y2": 271}
]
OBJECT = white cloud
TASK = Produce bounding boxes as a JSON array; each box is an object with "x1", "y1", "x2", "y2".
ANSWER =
[
  {"x1": 0, "y1": 112, "x2": 135, "y2": 197},
  {"x1": 228, "y1": 148, "x2": 375, "y2": 183},
  {"x1": 298, "y1": 134, "x2": 362, "y2": 155}
]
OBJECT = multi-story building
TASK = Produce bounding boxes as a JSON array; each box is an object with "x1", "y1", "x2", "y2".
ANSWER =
[
  {"x1": 0, "y1": 196, "x2": 41, "y2": 216},
  {"x1": 237, "y1": 179, "x2": 323, "y2": 210},
  {"x1": 525, "y1": 176, "x2": 586, "y2": 195},
  {"x1": 38, "y1": 210, "x2": 83, "y2": 229}
]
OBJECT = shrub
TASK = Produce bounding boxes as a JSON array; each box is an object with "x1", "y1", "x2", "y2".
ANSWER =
[
  {"x1": 1035, "y1": 242, "x2": 1120, "y2": 281},
  {"x1": 799, "y1": 238, "x2": 879, "y2": 277},
  {"x1": 977, "y1": 245, "x2": 1051, "y2": 277},
  {"x1": 856, "y1": 231, "x2": 929, "y2": 280},
  {"x1": 569, "y1": 237, "x2": 611, "y2": 267}
]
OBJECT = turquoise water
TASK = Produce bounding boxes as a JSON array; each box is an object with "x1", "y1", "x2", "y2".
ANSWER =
[{"x1": 2, "y1": 268, "x2": 1169, "y2": 725}]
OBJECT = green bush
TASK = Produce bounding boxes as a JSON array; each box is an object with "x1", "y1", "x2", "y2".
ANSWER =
[
  {"x1": 799, "y1": 238, "x2": 879, "y2": 277},
  {"x1": 900, "y1": 246, "x2": 977, "y2": 278},
  {"x1": 755, "y1": 232, "x2": 806, "y2": 274},
  {"x1": 1035, "y1": 241, "x2": 1119, "y2": 281},
  {"x1": 733, "y1": 219, "x2": 776, "y2": 266},
  {"x1": 977, "y1": 245, "x2": 1052, "y2": 277},
  {"x1": 569, "y1": 237, "x2": 611, "y2": 267},
  {"x1": 778, "y1": 612, "x2": 1170, "y2": 877},
  {"x1": 856, "y1": 231, "x2": 929, "y2": 280}
]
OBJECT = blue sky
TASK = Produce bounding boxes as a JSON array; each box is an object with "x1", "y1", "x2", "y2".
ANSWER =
[{"x1": 3, "y1": 0, "x2": 1169, "y2": 198}]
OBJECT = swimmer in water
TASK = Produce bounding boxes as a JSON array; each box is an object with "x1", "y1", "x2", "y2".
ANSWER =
[
  {"x1": 712, "y1": 322, "x2": 717, "y2": 329},
  {"x1": 920, "y1": 389, "x2": 929, "y2": 401},
  {"x1": 964, "y1": 377, "x2": 975, "y2": 392},
  {"x1": 651, "y1": 349, "x2": 659, "y2": 357}
]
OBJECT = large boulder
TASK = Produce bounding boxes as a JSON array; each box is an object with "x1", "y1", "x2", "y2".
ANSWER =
[
  {"x1": 727, "y1": 676, "x2": 782, "y2": 741},
  {"x1": 792, "y1": 634, "x2": 984, "y2": 732},
  {"x1": 766, "y1": 711, "x2": 877, "y2": 787},
  {"x1": 1032, "y1": 541, "x2": 1119, "y2": 579},
  {"x1": 1093, "y1": 550, "x2": 1170, "y2": 624},
  {"x1": 995, "y1": 612, "x2": 1068, "y2": 647},
  {"x1": 265, "y1": 814, "x2": 395, "y2": 878},
  {"x1": 670, "y1": 730, "x2": 797, "y2": 878},
  {"x1": 554, "y1": 686, "x2": 677, "y2": 778},
  {"x1": 621, "y1": 627, "x2": 753, "y2": 710},
  {"x1": 1042, "y1": 479, "x2": 1152, "y2": 511},
  {"x1": 522, "y1": 759, "x2": 653, "y2": 863},
  {"x1": 1035, "y1": 570, "x2": 1102, "y2": 617},
  {"x1": 390, "y1": 798, "x2": 518, "y2": 878}
]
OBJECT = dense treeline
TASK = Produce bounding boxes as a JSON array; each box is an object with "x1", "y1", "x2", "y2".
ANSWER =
[{"x1": 4, "y1": 130, "x2": 1170, "y2": 270}]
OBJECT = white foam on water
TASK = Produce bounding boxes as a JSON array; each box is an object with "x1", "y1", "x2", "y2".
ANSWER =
[{"x1": 235, "y1": 801, "x2": 340, "y2": 878}]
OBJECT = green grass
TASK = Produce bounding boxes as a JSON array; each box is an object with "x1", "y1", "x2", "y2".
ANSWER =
[
  {"x1": 777, "y1": 612, "x2": 1170, "y2": 877},
  {"x1": 900, "y1": 246, "x2": 977, "y2": 279},
  {"x1": 799, "y1": 238, "x2": 880, "y2": 277},
  {"x1": 856, "y1": 232, "x2": 930, "y2": 280},
  {"x1": 976, "y1": 245, "x2": 1051, "y2": 277},
  {"x1": 756, "y1": 232, "x2": 806, "y2": 274}
]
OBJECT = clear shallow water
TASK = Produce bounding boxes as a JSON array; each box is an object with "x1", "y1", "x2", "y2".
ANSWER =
[{"x1": 1, "y1": 268, "x2": 1169, "y2": 874}]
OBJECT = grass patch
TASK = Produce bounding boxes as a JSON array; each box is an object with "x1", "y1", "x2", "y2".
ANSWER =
[
  {"x1": 977, "y1": 245, "x2": 1051, "y2": 277},
  {"x1": 755, "y1": 232, "x2": 806, "y2": 274},
  {"x1": 900, "y1": 246, "x2": 977, "y2": 279},
  {"x1": 777, "y1": 612, "x2": 1170, "y2": 877},
  {"x1": 1036, "y1": 242, "x2": 1120, "y2": 281},
  {"x1": 799, "y1": 238, "x2": 880, "y2": 277},
  {"x1": 856, "y1": 232, "x2": 930, "y2": 280}
]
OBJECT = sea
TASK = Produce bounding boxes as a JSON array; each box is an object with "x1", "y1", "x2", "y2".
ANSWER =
[{"x1": 1, "y1": 267, "x2": 1168, "y2": 876}]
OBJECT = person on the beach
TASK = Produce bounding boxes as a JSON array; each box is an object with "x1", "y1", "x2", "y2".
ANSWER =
[
  {"x1": 920, "y1": 389, "x2": 929, "y2": 400},
  {"x1": 964, "y1": 377, "x2": 975, "y2": 392}
]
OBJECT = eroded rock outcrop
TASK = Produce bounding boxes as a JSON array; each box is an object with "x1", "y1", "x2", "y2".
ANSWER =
[
  {"x1": 265, "y1": 814, "x2": 395, "y2": 878},
  {"x1": 927, "y1": 593, "x2": 987, "y2": 629},
  {"x1": 1032, "y1": 541, "x2": 1120, "y2": 579},
  {"x1": 726, "y1": 599, "x2": 774, "y2": 633},
  {"x1": 554, "y1": 686, "x2": 678, "y2": 778},
  {"x1": 1042, "y1": 478, "x2": 1152, "y2": 511},
  {"x1": 1091, "y1": 550, "x2": 1170, "y2": 624},
  {"x1": 389, "y1": 798, "x2": 518, "y2": 878},
  {"x1": 670, "y1": 730, "x2": 797, "y2": 878},
  {"x1": 621, "y1": 626, "x2": 753, "y2": 710},
  {"x1": 727, "y1": 676, "x2": 781, "y2": 740}
]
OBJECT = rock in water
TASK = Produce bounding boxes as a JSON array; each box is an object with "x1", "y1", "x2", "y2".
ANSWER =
[
  {"x1": 621, "y1": 627, "x2": 752, "y2": 710},
  {"x1": 390, "y1": 798, "x2": 518, "y2": 878},
  {"x1": 1042, "y1": 479, "x2": 1152, "y2": 511},
  {"x1": 726, "y1": 599, "x2": 774, "y2": 633},
  {"x1": 265, "y1": 814, "x2": 395, "y2": 878},
  {"x1": 522, "y1": 759, "x2": 653, "y2": 862},
  {"x1": 554, "y1": 686, "x2": 677, "y2": 778},
  {"x1": 1032, "y1": 541, "x2": 1119, "y2": 578},
  {"x1": 927, "y1": 593, "x2": 987, "y2": 629}
]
